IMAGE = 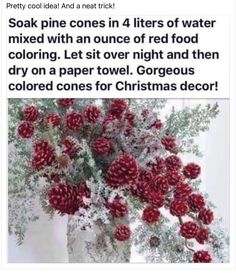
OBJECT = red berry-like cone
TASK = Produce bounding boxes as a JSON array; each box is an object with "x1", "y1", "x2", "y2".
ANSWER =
[
  {"x1": 174, "y1": 182, "x2": 193, "y2": 200},
  {"x1": 107, "y1": 197, "x2": 128, "y2": 217},
  {"x1": 188, "y1": 193, "x2": 205, "y2": 212},
  {"x1": 114, "y1": 225, "x2": 131, "y2": 241},
  {"x1": 166, "y1": 171, "x2": 184, "y2": 186},
  {"x1": 169, "y1": 199, "x2": 189, "y2": 216},
  {"x1": 151, "y1": 175, "x2": 170, "y2": 194},
  {"x1": 48, "y1": 181, "x2": 78, "y2": 214},
  {"x1": 108, "y1": 99, "x2": 127, "y2": 119},
  {"x1": 142, "y1": 206, "x2": 161, "y2": 224},
  {"x1": 44, "y1": 113, "x2": 61, "y2": 127},
  {"x1": 17, "y1": 121, "x2": 34, "y2": 138},
  {"x1": 198, "y1": 208, "x2": 214, "y2": 225},
  {"x1": 91, "y1": 137, "x2": 113, "y2": 155},
  {"x1": 165, "y1": 155, "x2": 182, "y2": 171},
  {"x1": 62, "y1": 136, "x2": 80, "y2": 158},
  {"x1": 23, "y1": 105, "x2": 39, "y2": 122},
  {"x1": 106, "y1": 154, "x2": 138, "y2": 188},
  {"x1": 193, "y1": 250, "x2": 212, "y2": 263},
  {"x1": 147, "y1": 191, "x2": 164, "y2": 208},
  {"x1": 125, "y1": 111, "x2": 136, "y2": 126},
  {"x1": 138, "y1": 170, "x2": 154, "y2": 183},
  {"x1": 130, "y1": 180, "x2": 151, "y2": 202},
  {"x1": 196, "y1": 228, "x2": 209, "y2": 244},
  {"x1": 83, "y1": 105, "x2": 101, "y2": 124},
  {"x1": 180, "y1": 221, "x2": 199, "y2": 239},
  {"x1": 57, "y1": 99, "x2": 74, "y2": 108},
  {"x1": 66, "y1": 112, "x2": 83, "y2": 131},
  {"x1": 183, "y1": 163, "x2": 201, "y2": 179},
  {"x1": 31, "y1": 139, "x2": 56, "y2": 171},
  {"x1": 161, "y1": 136, "x2": 177, "y2": 153},
  {"x1": 150, "y1": 156, "x2": 166, "y2": 175}
]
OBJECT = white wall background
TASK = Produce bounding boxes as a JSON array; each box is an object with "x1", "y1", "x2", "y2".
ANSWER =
[{"x1": 8, "y1": 99, "x2": 230, "y2": 263}]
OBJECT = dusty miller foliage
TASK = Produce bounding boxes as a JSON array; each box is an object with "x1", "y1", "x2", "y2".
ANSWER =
[{"x1": 8, "y1": 99, "x2": 229, "y2": 262}]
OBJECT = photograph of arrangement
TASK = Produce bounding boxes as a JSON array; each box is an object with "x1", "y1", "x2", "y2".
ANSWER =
[{"x1": 8, "y1": 98, "x2": 229, "y2": 263}]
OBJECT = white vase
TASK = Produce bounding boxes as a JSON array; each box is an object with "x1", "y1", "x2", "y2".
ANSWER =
[{"x1": 67, "y1": 216, "x2": 131, "y2": 263}]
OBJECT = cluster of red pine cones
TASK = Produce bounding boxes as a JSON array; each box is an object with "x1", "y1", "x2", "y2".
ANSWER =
[{"x1": 17, "y1": 99, "x2": 214, "y2": 262}]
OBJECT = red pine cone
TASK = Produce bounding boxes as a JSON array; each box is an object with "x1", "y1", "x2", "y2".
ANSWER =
[
  {"x1": 102, "y1": 115, "x2": 121, "y2": 138},
  {"x1": 66, "y1": 112, "x2": 83, "y2": 131},
  {"x1": 33, "y1": 139, "x2": 50, "y2": 152},
  {"x1": 150, "y1": 157, "x2": 166, "y2": 175},
  {"x1": 31, "y1": 139, "x2": 56, "y2": 171},
  {"x1": 196, "y1": 228, "x2": 209, "y2": 244},
  {"x1": 62, "y1": 136, "x2": 80, "y2": 157},
  {"x1": 165, "y1": 155, "x2": 182, "y2": 171},
  {"x1": 151, "y1": 119, "x2": 163, "y2": 130},
  {"x1": 107, "y1": 197, "x2": 128, "y2": 217},
  {"x1": 161, "y1": 136, "x2": 178, "y2": 153},
  {"x1": 152, "y1": 175, "x2": 170, "y2": 194},
  {"x1": 174, "y1": 182, "x2": 193, "y2": 200},
  {"x1": 193, "y1": 250, "x2": 212, "y2": 263},
  {"x1": 169, "y1": 199, "x2": 189, "y2": 216},
  {"x1": 180, "y1": 221, "x2": 199, "y2": 239},
  {"x1": 48, "y1": 181, "x2": 78, "y2": 214},
  {"x1": 183, "y1": 163, "x2": 201, "y2": 179},
  {"x1": 142, "y1": 206, "x2": 161, "y2": 224},
  {"x1": 108, "y1": 99, "x2": 127, "y2": 119},
  {"x1": 17, "y1": 121, "x2": 34, "y2": 138},
  {"x1": 106, "y1": 154, "x2": 138, "y2": 188},
  {"x1": 83, "y1": 105, "x2": 101, "y2": 124},
  {"x1": 23, "y1": 105, "x2": 39, "y2": 122},
  {"x1": 57, "y1": 99, "x2": 74, "y2": 108},
  {"x1": 147, "y1": 191, "x2": 165, "y2": 208},
  {"x1": 91, "y1": 137, "x2": 113, "y2": 155},
  {"x1": 44, "y1": 113, "x2": 61, "y2": 127},
  {"x1": 114, "y1": 225, "x2": 131, "y2": 241},
  {"x1": 198, "y1": 208, "x2": 214, "y2": 225},
  {"x1": 166, "y1": 171, "x2": 184, "y2": 186},
  {"x1": 188, "y1": 193, "x2": 205, "y2": 212},
  {"x1": 138, "y1": 170, "x2": 154, "y2": 183},
  {"x1": 130, "y1": 180, "x2": 151, "y2": 202},
  {"x1": 125, "y1": 111, "x2": 136, "y2": 126}
]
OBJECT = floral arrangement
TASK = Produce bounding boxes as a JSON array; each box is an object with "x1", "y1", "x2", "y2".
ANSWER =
[{"x1": 8, "y1": 98, "x2": 229, "y2": 263}]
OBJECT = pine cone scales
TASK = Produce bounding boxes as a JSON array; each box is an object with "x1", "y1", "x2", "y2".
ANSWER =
[
  {"x1": 57, "y1": 98, "x2": 74, "y2": 108},
  {"x1": 18, "y1": 121, "x2": 34, "y2": 138},
  {"x1": 44, "y1": 113, "x2": 61, "y2": 127},
  {"x1": 48, "y1": 182, "x2": 78, "y2": 214},
  {"x1": 66, "y1": 112, "x2": 83, "y2": 131},
  {"x1": 48, "y1": 181, "x2": 90, "y2": 214},
  {"x1": 193, "y1": 250, "x2": 212, "y2": 263},
  {"x1": 114, "y1": 225, "x2": 131, "y2": 241},
  {"x1": 188, "y1": 193, "x2": 205, "y2": 212},
  {"x1": 107, "y1": 197, "x2": 128, "y2": 217},
  {"x1": 62, "y1": 136, "x2": 80, "y2": 157},
  {"x1": 23, "y1": 105, "x2": 39, "y2": 122},
  {"x1": 106, "y1": 154, "x2": 138, "y2": 188},
  {"x1": 91, "y1": 137, "x2": 113, "y2": 155},
  {"x1": 31, "y1": 139, "x2": 56, "y2": 171},
  {"x1": 180, "y1": 221, "x2": 199, "y2": 239},
  {"x1": 108, "y1": 99, "x2": 127, "y2": 119}
]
